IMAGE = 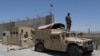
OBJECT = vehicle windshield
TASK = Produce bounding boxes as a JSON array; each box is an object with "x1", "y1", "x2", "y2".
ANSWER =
[
  {"x1": 70, "y1": 33, "x2": 77, "y2": 37},
  {"x1": 66, "y1": 33, "x2": 77, "y2": 37}
]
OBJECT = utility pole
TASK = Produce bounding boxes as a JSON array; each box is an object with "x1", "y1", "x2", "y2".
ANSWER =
[
  {"x1": 88, "y1": 28, "x2": 91, "y2": 37},
  {"x1": 7, "y1": 36, "x2": 9, "y2": 52},
  {"x1": 37, "y1": 15, "x2": 40, "y2": 27}
]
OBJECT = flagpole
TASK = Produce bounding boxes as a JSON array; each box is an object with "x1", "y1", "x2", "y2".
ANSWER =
[
  {"x1": 50, "y1": 4, "x2": 54, "y2": 23},
  {"x1": 50, "y1": 4, "x2": 53, "y2": 14}
]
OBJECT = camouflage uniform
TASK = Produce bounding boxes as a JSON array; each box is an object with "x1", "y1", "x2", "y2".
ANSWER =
[{"x1": 65, "y1": 13, "x2": 72, "y2": 31}]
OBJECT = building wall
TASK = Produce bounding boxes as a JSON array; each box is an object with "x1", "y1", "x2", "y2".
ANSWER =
[
  {"x1": 15, "y1": 14, "x2": 53, "y2": 29},
  {"x1": 0, "y1": 24, "x2": 4, "y2": 39},
  {"x1": 0, "y1": 14, "x2": 54, "y2": 39}
]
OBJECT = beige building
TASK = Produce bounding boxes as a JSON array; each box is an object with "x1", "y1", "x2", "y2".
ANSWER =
[
  {"x1": 2, "y1": 27, "x2": 35, "y2": 48},
  {"x1": 2, "y1": 31, "x2": 10, "y2": 44}
]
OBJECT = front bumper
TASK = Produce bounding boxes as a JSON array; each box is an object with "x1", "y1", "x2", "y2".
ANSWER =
[{"x1": 79, "y1": 44, "x2": 93, "y2": 52}]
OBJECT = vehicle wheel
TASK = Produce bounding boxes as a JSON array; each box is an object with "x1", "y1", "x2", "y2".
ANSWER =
[
  {"x1": 67, "y1": 46, "x2": 82, "y2": 56},
  {"x1": 35, "y1": 44, "x2": 45, "y2": 52}
]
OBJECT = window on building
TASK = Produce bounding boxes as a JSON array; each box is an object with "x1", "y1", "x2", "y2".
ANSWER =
[
  {"x1": 10, "y1": 32, "x2": 12, "y2": 34},
  {"x1": 24, "y1": 32, "x2": 28, "y2": 38},
  {"x1": 13, "y1": 32, "x2": 15, "y2": 34},
  {"x1": 21, "y1": 29, "x2": 23, "y2": 33},
  {"x1": 16, "y1": 32, "x2": 18, "y2": 34},
  {"x1": 10, "y1": 32, "x2": 18, "y2": 35},
  {"x1": 66, "y1": 33, "x2": 69, "y2": 37},
  {"x1": 3, "y1": 33, "x2": 6, "y2": 36}
]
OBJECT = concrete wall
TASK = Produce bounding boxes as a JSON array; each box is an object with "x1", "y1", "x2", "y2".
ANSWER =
[
  {"x1": 0, "y1": 14, "x2": 54, "y2": 39},
  {"x1": 0, "y1": 24, "x2": 3, "y2": 39},
  {"x1": 15, "y1": 14, "x2": 53, "y2": 29}
]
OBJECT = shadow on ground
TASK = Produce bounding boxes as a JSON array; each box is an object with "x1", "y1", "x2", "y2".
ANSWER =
[{"x1": 35, "y1": 50, "x2": 95, "y2": 56}]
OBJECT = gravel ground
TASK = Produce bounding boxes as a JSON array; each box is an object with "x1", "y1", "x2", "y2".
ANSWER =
[{"x1": 0, "y1": 44, "x2": 100, "y2": 56}]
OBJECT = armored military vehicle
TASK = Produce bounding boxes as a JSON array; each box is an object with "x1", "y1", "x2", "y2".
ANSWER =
[{"x1": 34, "y1": 23, "x2": 94, "y2": 56}]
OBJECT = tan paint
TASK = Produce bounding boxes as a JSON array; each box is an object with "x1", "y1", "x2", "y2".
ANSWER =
[
  {"x1": 34, "y1": 29, "x2": 68, "y2": 52},
  {"x1": 2, "y1": 31, "x2": 10, "y2": 44},
  {"x1": 2, "y1": 27, "x2": 35, "y2": 48},
  {"x1": 34, "y1": 29, "x2": 93, "y2": 52}
]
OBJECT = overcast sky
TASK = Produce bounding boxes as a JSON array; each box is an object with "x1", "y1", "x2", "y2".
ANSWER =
[{"x1": 0, "y1": 0, "x2": 100, "y2": 32}]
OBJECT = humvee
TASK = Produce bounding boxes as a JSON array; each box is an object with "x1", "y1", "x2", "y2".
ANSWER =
[{"x1": 34, "y1": 23, "x2": 94, "y2": 56}]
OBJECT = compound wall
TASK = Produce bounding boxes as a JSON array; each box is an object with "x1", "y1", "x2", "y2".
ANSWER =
[{"x1": 0, "y1": 14, "x2": 54, "y2": 39}]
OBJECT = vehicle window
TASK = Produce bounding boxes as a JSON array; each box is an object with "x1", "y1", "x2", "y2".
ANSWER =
[
  {"x1": 3, "y1": 33, "x2": 6, "y2": 36},
  {"x1": 66, "y1": 33, "x2": 69, "y2": 37},
  {"x1": 70, "y1": 33, "x2": 76, "y2": 37},
  {"x1": 21, "y1": 29, "x2": 23, "y2": 33},
  {"x1": 50, "y1": 35, "x2": 60, "y2": 39},
  {"x1": 78, "y1": 33, "x2": 83, "y2": 36},
  {"x1": 62, "y1": 34, "x2": 64, "y2": 38}
]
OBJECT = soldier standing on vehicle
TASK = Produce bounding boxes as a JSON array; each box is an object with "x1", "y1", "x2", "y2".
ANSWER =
[{"x1": 65, "y1": 13, "x2": 72, "y2": 31}]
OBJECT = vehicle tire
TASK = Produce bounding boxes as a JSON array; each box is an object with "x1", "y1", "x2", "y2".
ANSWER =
[
  {"x1": 35, "y1": 43, "x2": 45, "y2": 52},
  {"x1": 67, "y1": 46, "x2": 82, "y2": 56}
]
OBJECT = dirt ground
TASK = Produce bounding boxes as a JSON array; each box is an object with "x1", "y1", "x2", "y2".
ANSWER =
[{"x1": 0, "y1": 44, "x2": 100, "y2": 56}]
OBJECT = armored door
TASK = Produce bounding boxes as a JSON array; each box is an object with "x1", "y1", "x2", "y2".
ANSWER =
[{"x1": 50, "y1": 34, "x2": 62, "y2": 51}]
